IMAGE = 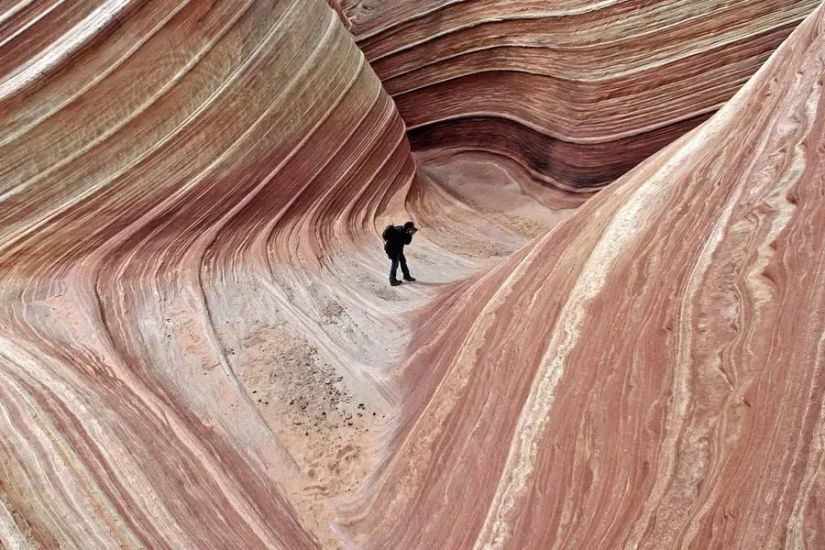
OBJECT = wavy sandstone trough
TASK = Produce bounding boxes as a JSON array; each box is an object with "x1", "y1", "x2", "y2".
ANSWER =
[
  {"x1": 342, "y1": 0, "x2": 820, "y2": 192},
  {"x1": 2, "y1": 1, "x2": 825, "y2": 549}
]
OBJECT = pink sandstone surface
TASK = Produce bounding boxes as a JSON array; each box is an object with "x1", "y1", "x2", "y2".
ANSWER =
[
  {"x1": 341, "y1": 0, "x2": 820, "y2": 192},
  {"x1": 1, "y1": 1, "x2": 825, "y2": 549}
]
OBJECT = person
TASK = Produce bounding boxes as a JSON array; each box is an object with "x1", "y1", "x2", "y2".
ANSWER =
[{"x1": 382, "y1": 221, "x2": 418, "y2": 286}]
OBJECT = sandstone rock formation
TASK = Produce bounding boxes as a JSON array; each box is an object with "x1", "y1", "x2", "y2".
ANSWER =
[
  {"x1": 2, "y1": 0, "x2": 825, "y2": 549},
  {"x1": 343, "y1": 0, "x2": 820, "y2": 191},
  {"x1": 0, "y1": 1, "x2": 411, "y2": 547},
  {"x1": 343, "y1": 4, "x2": 825, "y2": 548}
]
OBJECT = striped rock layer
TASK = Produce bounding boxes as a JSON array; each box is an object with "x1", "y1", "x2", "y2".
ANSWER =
[
  {"x1": 343, "y1": 4, "x2": 825, "y2": 548},
  {"x1": 344, "y1": 0, "x2": 820, "y2": 191},
  {"x1": 3, "y1": 0, "x2": 825, "y2": 549},
  {"x1": 0, "y1": 0, "x2": 411, "y2": 548}
]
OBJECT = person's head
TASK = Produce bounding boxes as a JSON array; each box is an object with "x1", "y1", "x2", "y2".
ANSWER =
[{"x1": 403, "y1": 221, "x2": 418, "y2": 234}]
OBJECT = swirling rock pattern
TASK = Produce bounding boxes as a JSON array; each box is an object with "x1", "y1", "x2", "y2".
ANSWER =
[
  {"x1": 4, "y1": 0, "x2": 825, "y2": 549},
  {"x1": 343, "y1": 0, "x2": 820, "y2": 191},
  {"x1": 343, "y1": 4, "x2": 825, "y2": 548},
  {"x1": 0, "y1": 0, "x2": 412, "y2": 547}
]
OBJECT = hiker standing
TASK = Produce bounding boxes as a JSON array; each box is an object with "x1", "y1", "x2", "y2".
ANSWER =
[{"x1": 382, "y1": 221, "x2": 418, "y2": 286}]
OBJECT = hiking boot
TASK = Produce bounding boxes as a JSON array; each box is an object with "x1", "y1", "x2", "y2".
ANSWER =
[
  {"x1": 390, "y1": 279, "x2": 402, "y2": 286},
  {"x1": 403, "y1": 275, "x2": 416, "y2": 282}
]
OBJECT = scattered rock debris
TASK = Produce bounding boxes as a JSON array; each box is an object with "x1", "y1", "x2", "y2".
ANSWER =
[
  {"x1": 233, "y1": 327, "x2": 377, "y2": 504},
  {"x1": 320, "y1": 300, "x2": 345, "y2": 324}
]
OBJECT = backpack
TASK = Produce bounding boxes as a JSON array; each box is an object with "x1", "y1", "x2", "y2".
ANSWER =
[{"x1": 382, "y1": 224, "x2": 396, "y2": 242}]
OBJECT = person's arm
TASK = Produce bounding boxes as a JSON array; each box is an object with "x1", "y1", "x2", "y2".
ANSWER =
[{"x1": 403, "y1": 232, "x2": 412, "y2": 245}]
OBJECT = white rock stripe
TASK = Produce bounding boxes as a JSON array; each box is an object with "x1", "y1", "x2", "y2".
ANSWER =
[
  {"x1": 0, "y1": 0, "x2": 131, "y2": 101},
  {"x1": 473, "y1": 87, "x2": 743, "y2": 550}
]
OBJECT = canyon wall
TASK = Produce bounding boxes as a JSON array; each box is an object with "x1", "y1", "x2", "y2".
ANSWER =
[
  {"x1": 343, "y1": 0, "x2": 819, "y2": 192},
  {"x1": 0, "y1": 1, "x2": 411, "y2": 547},
  {"x1": 344, "y1": 4, "x2": 825, "y2": 548}
]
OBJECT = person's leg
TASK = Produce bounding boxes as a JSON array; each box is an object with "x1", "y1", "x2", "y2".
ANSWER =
[
  {"x1": 389, "y1": 255, "x2": 400, "y2": 282},
  {"x1": 400, "y1": 253, "x2": 414, "y2": 281}
]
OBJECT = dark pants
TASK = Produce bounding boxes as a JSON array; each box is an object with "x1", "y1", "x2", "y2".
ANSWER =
[{"x1": 390, "y1": 252, "x2": 410, "y2": 281}]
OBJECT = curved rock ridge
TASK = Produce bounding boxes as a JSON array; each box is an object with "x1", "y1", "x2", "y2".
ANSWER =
[
  {"x1": 342, "y1": 0, "x2": 819, "y2": 191},
  {"x1": 0, "y1": 1, "x2": 413, "y2": 547},
  {"x1": 342, "y1": 4, "x2": 825, "y2": 548}
]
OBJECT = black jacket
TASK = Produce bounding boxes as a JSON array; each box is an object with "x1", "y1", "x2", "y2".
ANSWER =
[{"x1": 384, "y1": 226, "x2": 412, "y2": 257}]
